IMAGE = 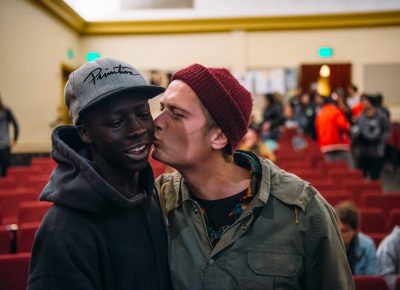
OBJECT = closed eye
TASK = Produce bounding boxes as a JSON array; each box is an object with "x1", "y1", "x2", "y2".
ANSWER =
[
  {"x1": 109, "y1": 119, "x2": 123, "y2": 127},
  {"x1": 172, "y1": 111, "x2": 184, "y2": 119}
]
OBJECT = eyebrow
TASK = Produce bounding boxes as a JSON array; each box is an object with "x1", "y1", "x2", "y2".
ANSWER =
[{"x1": 161, "y1": 101, "x2": 192, "y2": 116}]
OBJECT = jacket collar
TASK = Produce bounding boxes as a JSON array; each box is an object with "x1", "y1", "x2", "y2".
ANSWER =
[{"x1": 160, "y1": 151, "x2": 314, "y2": 215}]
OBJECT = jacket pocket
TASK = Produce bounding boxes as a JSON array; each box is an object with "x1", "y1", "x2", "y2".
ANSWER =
[{"x1": 247, "y1": 250, "x2": 303, "y2": 290}]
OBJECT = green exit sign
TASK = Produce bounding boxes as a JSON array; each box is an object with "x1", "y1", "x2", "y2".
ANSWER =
[
  {"x1": 86, "y1": 51, "x2": 101, "y2": 62},
  {"x1": 318, "y1": 47, "x2": 333, "y2": 58}
]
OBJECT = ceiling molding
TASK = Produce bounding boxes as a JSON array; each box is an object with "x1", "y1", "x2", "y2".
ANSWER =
[
  {"x1": 34, "y1": 2, "x2": 400, "y2": 35},
  {"x1": 83, "y1": 11, "x2": 400, "y2": 35},
  {"x1": 32, "y1": 0, "x2": 85, "y2": 32}
]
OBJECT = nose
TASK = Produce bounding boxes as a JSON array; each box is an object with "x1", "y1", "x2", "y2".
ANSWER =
[{"x1": 154, "y1": 111, "x2": 165, "y2": 131}]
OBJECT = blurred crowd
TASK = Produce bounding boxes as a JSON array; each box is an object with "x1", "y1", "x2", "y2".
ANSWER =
[{"x1": 240, "y1": 84, "x2": 392, "y2": 181}]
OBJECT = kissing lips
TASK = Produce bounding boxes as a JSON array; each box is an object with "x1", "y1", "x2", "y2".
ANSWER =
[{"x1": 153, "y1": 137, "x2": 161, "y2": 146}]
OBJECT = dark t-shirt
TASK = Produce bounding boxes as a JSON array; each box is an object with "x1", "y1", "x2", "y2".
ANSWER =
[{"x1": 193, "y1": 189, "x2": 247, "y2": 230}]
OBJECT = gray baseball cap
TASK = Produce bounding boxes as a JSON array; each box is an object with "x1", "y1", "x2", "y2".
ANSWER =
[{"x1": 65, "y1": 57, "x2": 165, "y2": 125}]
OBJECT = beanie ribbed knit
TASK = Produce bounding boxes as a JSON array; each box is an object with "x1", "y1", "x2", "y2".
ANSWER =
[{"x1": 172, "y1": 64, "x2": 252, "y2": 154}]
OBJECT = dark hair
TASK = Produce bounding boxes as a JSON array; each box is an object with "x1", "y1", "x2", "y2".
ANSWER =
[
  {"x1": 348, "y1": 84, "x2": 358, "y2": 92},
  {"x1": 322, "y1": 96, "x2": 334, "y2": 104},
  {"x1": 335, "y1": 201, "x2": 360, "y2": 230},
  {"x1": 376, "y1": 93, "x2": 383, "y2": 107},
  {"x1": 264, "y1": 93, "x2": 275, "y2": 105},
  {"x1": 0, "y1": 93, "x2": 4, "y2": 110},
  {"x1": 363, "y1": 94, "x2": 380, "y2": 107}
]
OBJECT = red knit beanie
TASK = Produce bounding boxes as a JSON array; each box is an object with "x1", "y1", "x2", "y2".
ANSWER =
[{"x1": 172, "y1": 64, "x2": 252, "y2": 154}]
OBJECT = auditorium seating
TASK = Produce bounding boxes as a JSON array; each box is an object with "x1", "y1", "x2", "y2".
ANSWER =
[
  {"x1": 17, "y1": 201, "x2": 52, "y2": 224},
  {"x1": 310, "y1": 179, "x2": 339, "y2": 193},
  {"x1": 0, "y1": 135, "x2": 397, "y2": 290},
  {"x1": 0, "y1": 178, "x2": 17, "y2": 190},
  {"x1": 323, "y1": 193, "x2": 353, "y2": 207},
  {"x1": 330, "y1": 171, "x2": 364, "y2": 183},
  {"x1": 274, "y1": 128, "x2": 400, "y2": 253},
  {"x1": 344, "y1": 182, "x2": 383, "y2": 205},
  {"x1": 148, "y1": 155, "x2": 167, "y2": 178},
  {"x1": 17, "y1": 222, "x2": 41, "y2": 253},
  {"x1": 7, "y1": 165, "x2": 43, "y2": 180},
  {"x1": 0, "y1": 190, "x2": 39, "y2": 225},
  {"x1": 369, "y1": 233, "x2": 387, "y2": 248},
  {"x1": 0, "y1": 225, "x2": 10, "y2": 254},
  {"x1": 354, "y1": 275, "x2": 388, "y2": 290},
  {"x1": 388, "y1": 209, "x2": 400, "y2": 231},
  {"x1": 359, "y1": 208, "x2": 388, "y2": 234},
  {"x1": 19, "y1": 175, "x2": 49, "y2": 193},
  {"x1": 30, "y1": 157, "x2": 56, "y2": 175},
  {"x1": 363, "y1": 194, "x2": 400, "y2": 219},
  {"x1": 286, "y1": 168, "x2": 325, "y2": 181},
  {"x1": 0, "y1": 253, "x2": 30, "y2": 290}
]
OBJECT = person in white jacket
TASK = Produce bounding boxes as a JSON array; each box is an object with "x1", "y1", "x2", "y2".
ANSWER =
[{"x1": 377, "y1": 226, "x2": 400, "y2": 290}]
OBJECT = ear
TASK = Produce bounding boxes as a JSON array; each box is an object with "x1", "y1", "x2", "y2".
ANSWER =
[
  {"x1": 209, "y1": 128, "x2": 228, "y2": 150},
  {"x1": 76, "y1": 125, "x2": 93, "y2": 144}
]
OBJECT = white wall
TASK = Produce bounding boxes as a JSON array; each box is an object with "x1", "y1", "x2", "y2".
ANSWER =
[
  {"x1": 0, "y1": 0, "x2": 81, "y2": 152},
  {"x1": 82, "y1": 26, "x2": 400, "y2": 120},
  {"x1": 81, "y1": 26, "x2": 400, "y2": 90},
  {"x1": 248, "y1": 27, "x2": 400, "y2": 86}
]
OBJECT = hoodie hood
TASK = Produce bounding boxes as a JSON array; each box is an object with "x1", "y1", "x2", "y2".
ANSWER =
[{"x1": 40, "y1": 125, "x2": 155, "y2": 214}]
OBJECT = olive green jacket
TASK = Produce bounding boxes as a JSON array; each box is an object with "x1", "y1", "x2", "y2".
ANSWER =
[{"x1": 156, "y1": 152, "x2": 354, "y2": 290}]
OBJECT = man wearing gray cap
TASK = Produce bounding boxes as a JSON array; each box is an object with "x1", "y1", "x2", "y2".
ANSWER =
[{"x1": 27, "y1": 58, "x2": 172, "y2": 290}]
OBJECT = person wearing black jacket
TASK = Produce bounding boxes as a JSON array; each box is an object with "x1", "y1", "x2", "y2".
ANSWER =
[
  {"x1": 0, "y1": 94, "x2": 19, "y2": 176},
  {"x1": 27, "y1": 58, "x2": 172, "y2": 290},
  {"x1": 260, "y1": 93, "x2": 285, "y2": 141},
  {"x1": 352, "y1": 94, "x2": 391, "y2": 180}
]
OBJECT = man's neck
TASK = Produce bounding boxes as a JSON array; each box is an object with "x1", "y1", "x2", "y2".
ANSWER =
[
  {"x1": 91, "y1": 150, "x2": 141, "y2": 197},
  {"x1": 179, "y1": 153, "x2": 251, "y2": 201}
]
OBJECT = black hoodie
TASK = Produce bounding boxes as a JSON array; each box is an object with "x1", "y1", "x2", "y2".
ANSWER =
[{"x1": 27, "y1": 126, "x2": 172, "y2": 290}]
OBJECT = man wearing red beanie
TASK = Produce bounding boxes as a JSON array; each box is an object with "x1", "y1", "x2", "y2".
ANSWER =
[{"x1": 153, "y1": 63, "x2": 354, "y2": 290}]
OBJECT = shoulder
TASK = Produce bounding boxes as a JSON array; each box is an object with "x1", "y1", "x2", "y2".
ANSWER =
[
  {"x1": 261, "y1": 157, "x2": 321, "y2": 211},
  {"x1": 358, "y1": 232, "x2": 376, "y2": 249},
  {"x1": 38, "y1": 205, "x2": 97, "y2": 239},
  {"x1": 260, "y1": 158, "x2": 338, "y2": 231},
  {"x1": 378, "y1": 227, "x2": 400, "y2": 251},
  {"x1": 155, "y1": 171, "x2": 181, "y2": 193},
  {"x1": 155, "y1": 171, "x2": 182, "y2": 214}
]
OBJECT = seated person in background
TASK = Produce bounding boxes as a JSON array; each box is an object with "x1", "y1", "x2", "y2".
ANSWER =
[
  {"x1": 27, "y1": 58, "x2": 172, "y2": 290},
  {"x1": 335, "y1": 201, "x2": 379, "y2": 275},
  {"x1": 283, "y1": 102, "x2": 298, "y2": 129},
  {"x1": 260, "y1": 92, "x2": 285, "y2": 141},
  {"x1": 377, "y1": 226, "x2": 400, "y2": 290},
  {"x1": 239, "y1": 127, "x2": 276, "y2": 162}
]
